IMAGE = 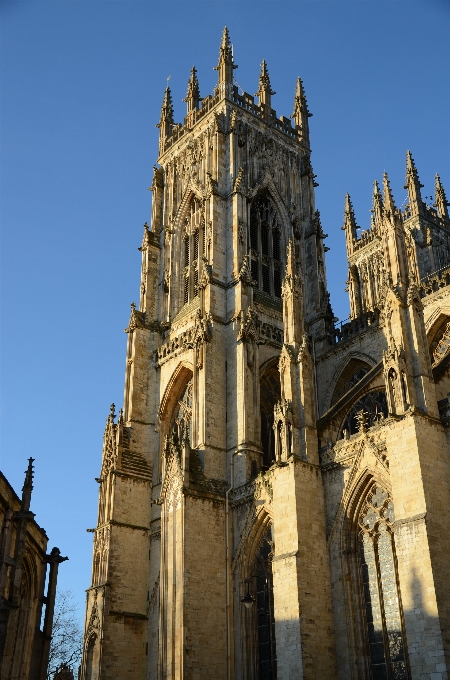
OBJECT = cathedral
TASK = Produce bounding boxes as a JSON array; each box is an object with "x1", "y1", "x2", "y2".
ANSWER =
[{"x1": 81, "y1": 29, "x2": 450, "y2": 680}]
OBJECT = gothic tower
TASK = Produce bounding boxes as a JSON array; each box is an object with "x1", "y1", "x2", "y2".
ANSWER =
[{"x1": 81, "y1": 29, "x2": 450, "y2": 680}]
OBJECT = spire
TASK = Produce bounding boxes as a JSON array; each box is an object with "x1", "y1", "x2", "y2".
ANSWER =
[
  {"x1": 435, "y1": 173, "x2": 450, "y2": 221},
  {"x1": 342, "y1": 194, "x2": 358, "y2": 256},
  {"x1": 214, "y1": 26, "x2": 237, "y2": 90},
  {"x1": 372, "y1": 180, "x2": 384, "y2": 232},
  {"x1": 157, "y1": 87, "x2": 174, "y2": 152},
  {"x1": 255, "y1": 60, "x2": 275, "y2": 108},
  {"x1": 291, "y1": 77, "x2": 312, "y2": 146},
  {"x1": 404, "y1": 151, "x2": 424, "y2": 216},
  {"x1": 383, "y1": 172, "x2": 397, "y2": 218},
  {"x1": 183, "y1": 66, "x2": 201, "y2": 114},
  {"x1": 20, "y1": 457, "x2": 34, "y2": 513}
]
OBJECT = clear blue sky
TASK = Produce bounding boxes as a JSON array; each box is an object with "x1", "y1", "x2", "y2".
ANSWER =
[{"x1": 1, "y1": 1, "x2": 449, "y2": 624}]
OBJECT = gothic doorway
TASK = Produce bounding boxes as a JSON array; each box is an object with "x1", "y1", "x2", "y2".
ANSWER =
[{"x1": 260, "y1": 363, "x2": 281, "y2": 469}]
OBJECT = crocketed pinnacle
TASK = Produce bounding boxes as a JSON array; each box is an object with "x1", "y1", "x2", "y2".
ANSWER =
[
  {"x1": 404, "y1": 151, "x2": 424, "y2": 215},
  {"x1": 342, "y1": 193, "x2": 358, "y2": 239},
  {"x1": 159, "y1": 87, "x2": 174, "y2": 125},
  {"x1": 183, "y1": 66, "x2": 201, "y2": 111},
  {"x1": 372, "y1": 180, "x2": 384, "y2": 229},
  {"x1": 435, "y1": 173, "x2": 450, "y2": 220},
  {"x1": 292, "y1": 77, "x2": 311, "y2": 120},
  {"x1": 383, "y1": 172, "x2": 397, "y2": 216},
  {"x1": 214, "y1": 26, "x2": 237, "y2": 85},
  {"x1": 255, "y1": 60, "x2": 275, "y2": 107}
]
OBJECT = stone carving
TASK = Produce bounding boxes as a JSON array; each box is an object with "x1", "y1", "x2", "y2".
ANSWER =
[
  {"x1": 432, "y1": 321, "x2": 450, "y2": 366},
  {"x1": 125, "y1": 302, "x2": 146, "y2": 333},
  {"x1": 237, "y1": 254, "x2": 255, "y2": 286}
]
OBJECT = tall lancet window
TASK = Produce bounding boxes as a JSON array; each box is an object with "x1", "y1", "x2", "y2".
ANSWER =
[
  {"x1": 357, "y1": 483, "x2": 409, "y2": 679},
  {"x1": 249, "y1": 191, "x2": 282, "y2": 299},
  {"x1": 183, "y1": 197, "x2": 203, "y2": 305}
]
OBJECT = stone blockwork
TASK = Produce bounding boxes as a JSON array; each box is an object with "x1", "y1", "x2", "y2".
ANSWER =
[{"x1": 81, "y1": 28, "x2": 450, "y2": 680}]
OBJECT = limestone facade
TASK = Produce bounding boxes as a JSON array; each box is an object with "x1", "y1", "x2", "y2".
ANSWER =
[{"x1": 81, "y1": 29, "x2": 450, "y2": 680}]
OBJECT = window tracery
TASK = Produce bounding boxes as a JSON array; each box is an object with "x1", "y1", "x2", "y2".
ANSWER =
[
  {"x1": 357, "y1": 484, "x2": 409, "y2": 679},
  {"x1": 172, "y1": 378, "x2": 193, "y2": 444},
  {"x1": 249, "y1": 192, "x2": 282, "y2": 299},
  {"x1": 341, "y1": 390, "x2": 388, "y2": 437},
  {"x1": 183, "y1": 198, "x2": 203, "y2": 305}
]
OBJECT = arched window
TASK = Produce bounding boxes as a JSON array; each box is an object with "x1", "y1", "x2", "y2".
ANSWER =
[
  {"x1": 260, "y1": 365, "x2": 281, "y2": 468},
  {"x1": 183, "y1": 197, "x2": 203, "y2": 306},
  {"x1": 171, "y1": 377, "x2": 193, "y2": 444},
  {"x1": 249, "y1": 192, "x2": 282, "y2": 299},
  {"x1": 85, "y1": 634, "x2": 99, "y2": 680},
  {"x1": 356, "y1": 483, "x2": 409, "y2": 679},
  {"x1": 247, "y1": 525, "x2": 277, "y2": 680}
]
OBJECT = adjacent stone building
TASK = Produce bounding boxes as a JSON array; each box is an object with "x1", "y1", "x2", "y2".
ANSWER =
[
  {"x1": 0, "y1": 460, "x2": 68, "y2": 680},
  {"x1": 81, "y1": 29, "x2": 450, "y2": 680}
]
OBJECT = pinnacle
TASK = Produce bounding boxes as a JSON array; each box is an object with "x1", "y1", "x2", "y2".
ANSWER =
[
  {"x1": 160, "y1": 86, "x2": 174, "y2": 123},
  {"x1": 23, "y1": 458, "x2": 35, "y2": 491},
  {"x1": 295, "y1": 76, "x2": 304, "y2": 99},
  {"x1": 343, "y1": 194, "x2": 358, "y2": 235},
  {"x1": 383, "y1": 172, "x2": 397, "y2": 213},
  {"x1": 406, "y1": 149, "x2": 416, "y2": 170},
  {"x1": 221, "y1": 26, "x2": 231, "y2": 49},
  {"x1": 256, "y1": 59, "x2": 275, "y2": 101},
  {"x1": 344, "y1": 193, "x2": 354, "y2": 213},
  {"x1": 373, "y1": 179, "x2": 382, "y2": 197},
  {"x1": 292, "y1": 76, "x2": 311, "y2": 120},
  {"x1": 405, "y1": 149, "x2": 422, "y2": 185}
]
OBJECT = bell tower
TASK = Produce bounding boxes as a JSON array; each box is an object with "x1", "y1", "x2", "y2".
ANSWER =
[{"x1": 81, "y1": 28, "x2": 337, "y2": 680}]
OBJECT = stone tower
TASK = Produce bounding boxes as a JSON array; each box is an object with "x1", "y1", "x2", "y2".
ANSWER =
[{"x1": 81, "y1": 29, "x2": 450, "y2": 680}]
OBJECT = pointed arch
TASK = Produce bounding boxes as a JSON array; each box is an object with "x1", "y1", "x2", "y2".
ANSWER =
[
  {"x1": 324, "y1": 352, "x2": 377, "y2": 413},
  {"x1": 159, "y1": 360, "x2": 194, "y2": 431},
  {"x1": 259, "y1": 357, "x2": 281, "y2": 468},
  {"x1": 248, "y1": 167, "x2": 291, "y2": 236},
  {"x1": 340, "y1": 469, "x2": 410, "y2": 679}
]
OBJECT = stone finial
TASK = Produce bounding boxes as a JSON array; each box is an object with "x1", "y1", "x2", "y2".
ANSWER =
[
  {"x1": 435, "y1": 173, "x2": 450, "y2": 221},
  {"x1": 183, "y1": 66, "x2": 201, "y2": 113},
  {"x1": 214, "y1": 26, "x2": 237, "y2": 86},
  {"x1": 255, "y1": 60, "x2": 275, "y2": 108}
]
